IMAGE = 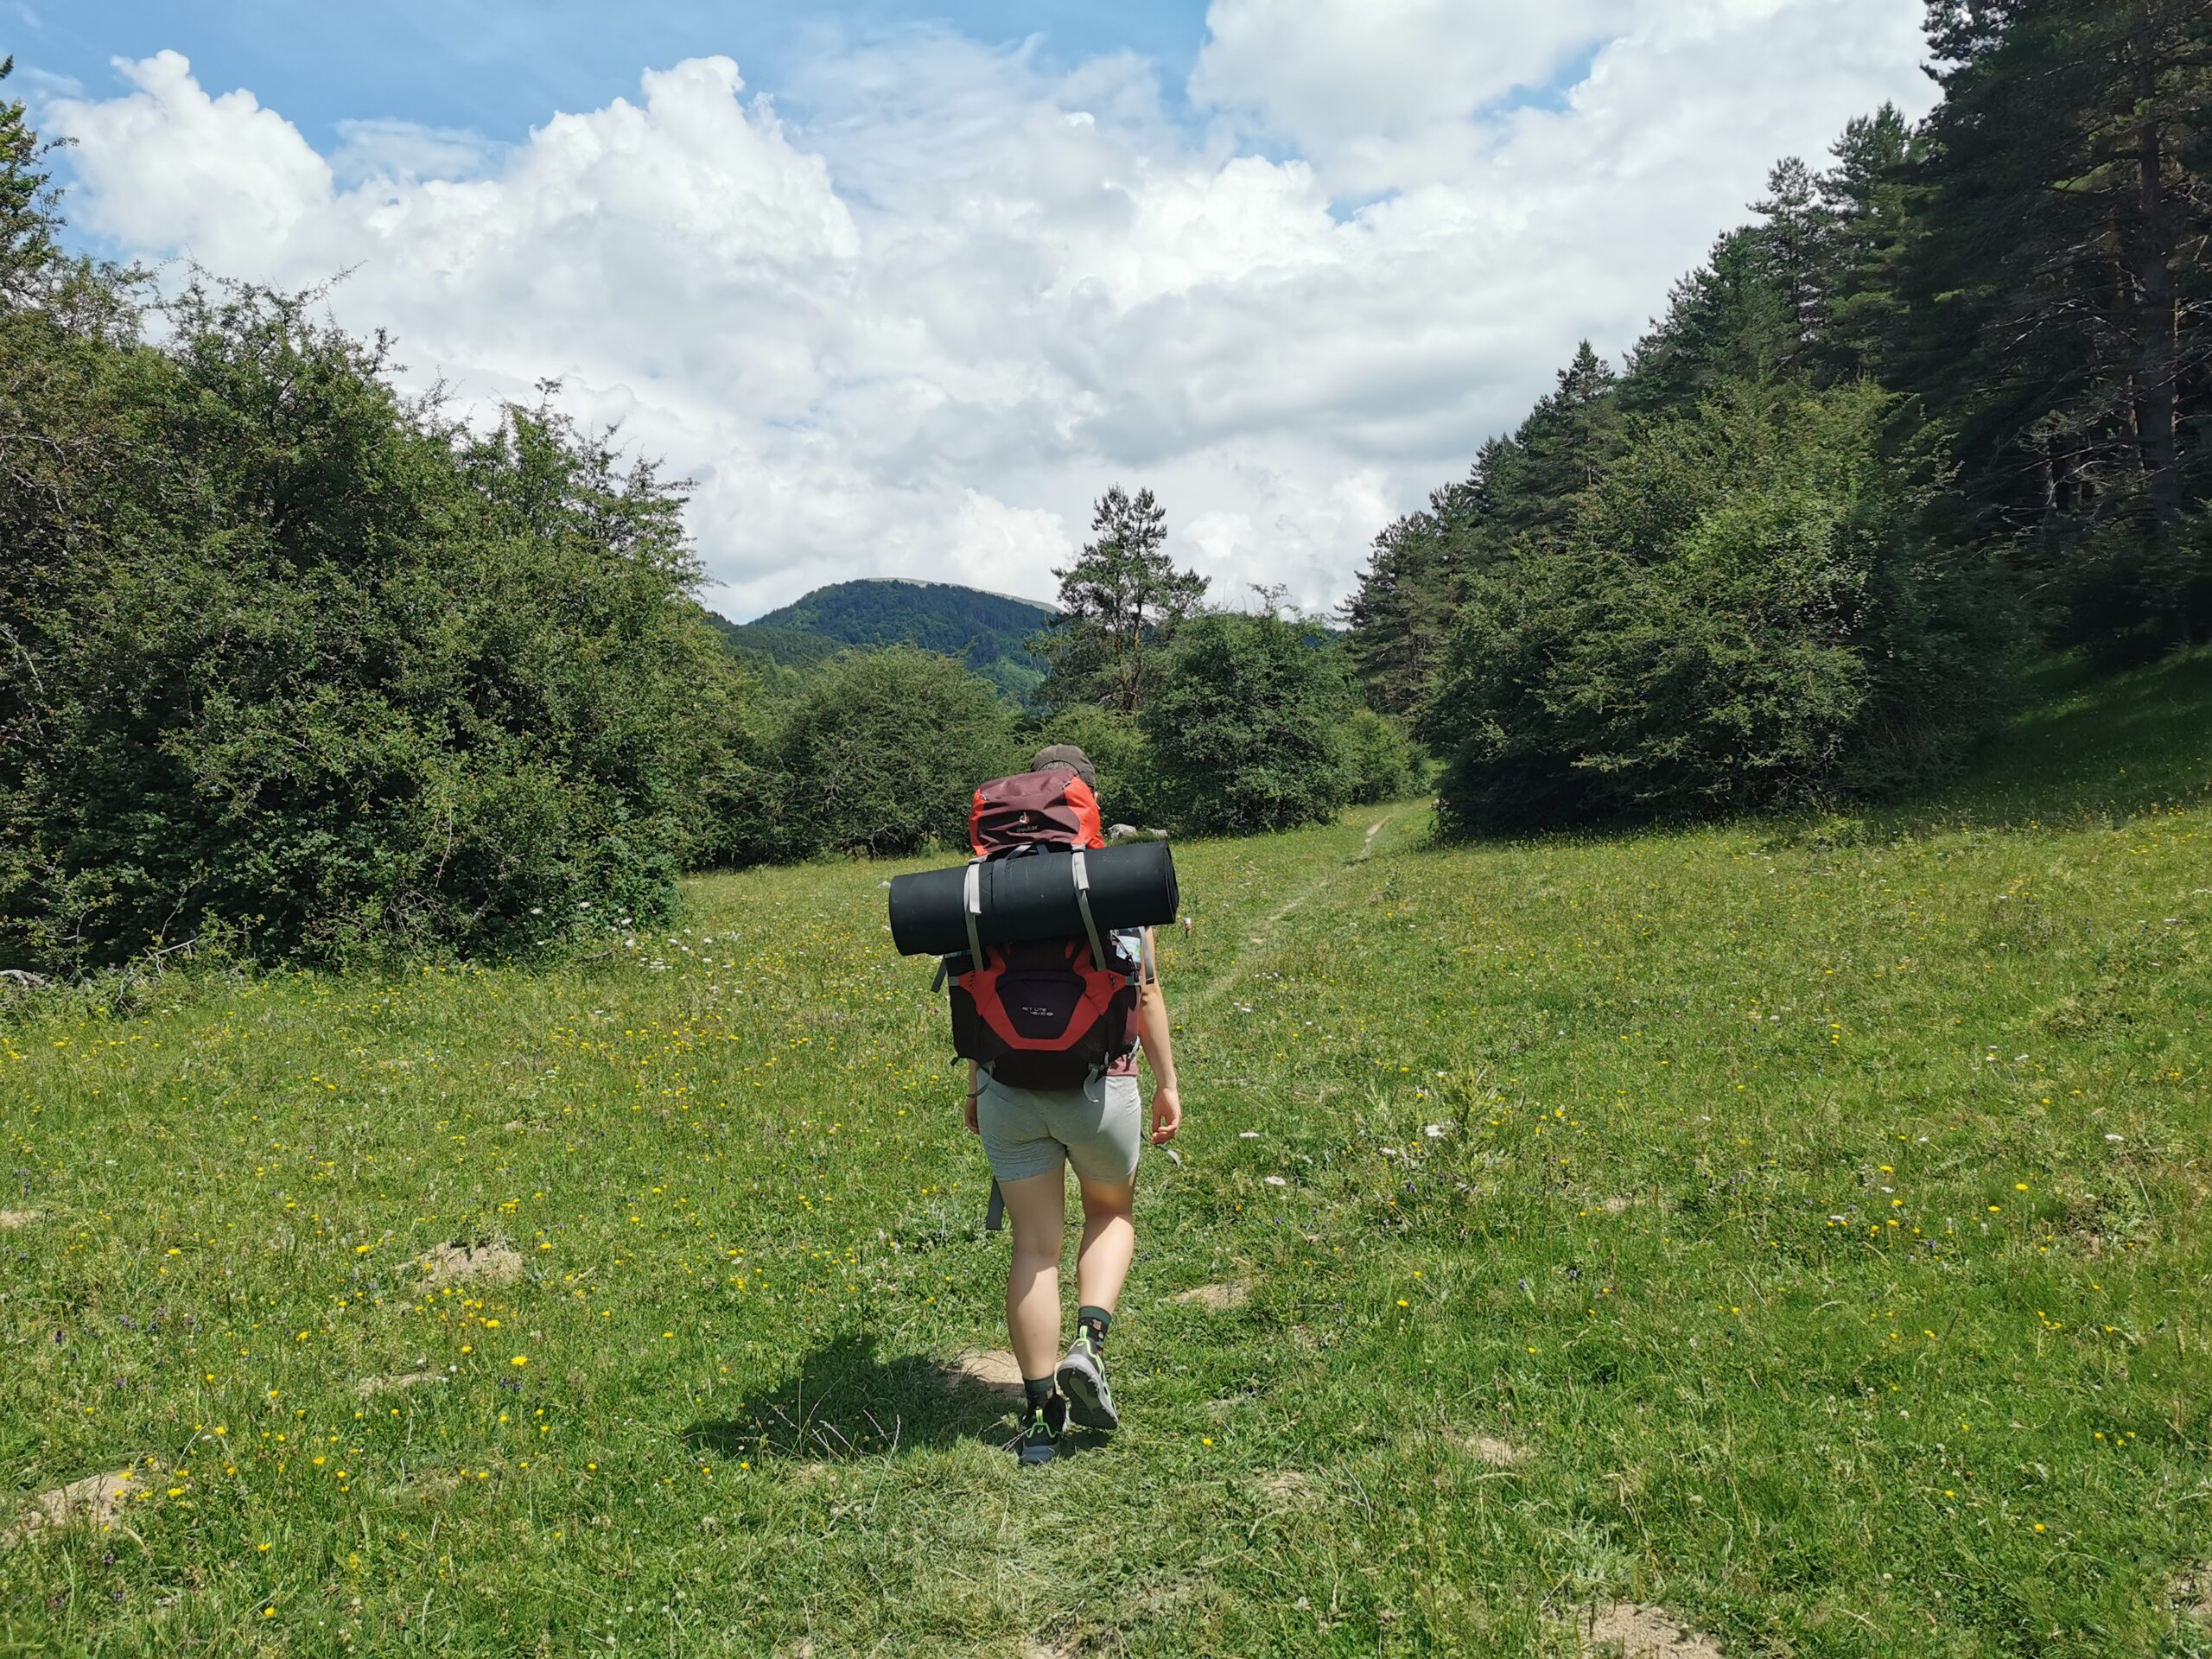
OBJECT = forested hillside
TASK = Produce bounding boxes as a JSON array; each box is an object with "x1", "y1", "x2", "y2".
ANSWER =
[
  {"x1": 1344, "y1": 2, "x2": 2211, "y2": 834},
  {"x1": 721, "y1": 579, "x2": 1057, "y2": 702},
  {"x1": 699, "y1": 613, "x2": 841, "y2": 674}
]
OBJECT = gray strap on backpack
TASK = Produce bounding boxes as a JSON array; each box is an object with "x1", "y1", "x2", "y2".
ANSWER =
[
  {"x1": 1069, "y1": 849, "x2": 1107, "y2": 971},
  {"x1": 963, "y1": 859, "x2": 985, "y2": 968}
]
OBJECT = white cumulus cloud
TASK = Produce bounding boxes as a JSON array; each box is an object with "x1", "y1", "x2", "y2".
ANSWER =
[{"x1": 47, "y1": 4, "x2": 1936, "y2": 618}]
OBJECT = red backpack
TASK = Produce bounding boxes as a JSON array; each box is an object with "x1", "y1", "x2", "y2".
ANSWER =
[{"x1": 947, "y1": 769, "x2": 1141, "y2": 1089}]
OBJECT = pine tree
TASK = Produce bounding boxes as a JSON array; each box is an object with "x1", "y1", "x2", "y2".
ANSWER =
[
  {"x1": 1906, "y1": 0, "x2": 2212, "y2": 642},
  {"x1": 1485, "y1": 342, "x2": 1624, "y2": 538},
  {"x1": 1814, "y1": 105, "x2": 1915, "y2": 385},
  {"x1": 1340, "y1": 345, "x2": 1622, "y2": 721},
  {"x1": 1339, "y1": 502, "x2": 1462, "y2": 719},
  {"x1": 1035, "y1": 486, "x2": 1210, "y2": 714},
  {"x1": 1753, "y1": 156, "x2": 1829, "y2": 361},
  {"x1": 1619, "y1": 230, "x2": 1796, "y2": 413}
]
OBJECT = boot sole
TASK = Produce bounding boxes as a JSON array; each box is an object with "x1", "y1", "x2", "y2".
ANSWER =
[{"x1": 1057, "y1": 1355, "x2": 1119, "y2": 1432}]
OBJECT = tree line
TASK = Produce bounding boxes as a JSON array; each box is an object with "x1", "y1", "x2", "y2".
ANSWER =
[
  {"x1": 0, "y1": 60, "x2": 1406, "y2": 975},
  {"x1": 13, "y1": 0, "x2": 2197, "y2": 970},
  {"x1": 1344, "y1": 1, "x2": 2210, "y2": 834}
]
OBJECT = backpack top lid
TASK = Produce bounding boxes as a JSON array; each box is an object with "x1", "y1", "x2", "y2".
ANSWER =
[{"x1": 970, "y1": 768, "x2": 1105, "y2": 856}]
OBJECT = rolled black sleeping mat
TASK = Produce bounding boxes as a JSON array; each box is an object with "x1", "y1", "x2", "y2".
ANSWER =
[{"x1": 887, "y1": 841, "x2": 1179, "y2": 957}]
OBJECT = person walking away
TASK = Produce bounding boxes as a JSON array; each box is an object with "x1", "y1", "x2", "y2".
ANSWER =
[{"x1": 964, "y1": 745, "x2": 1182, "y2": 1465}]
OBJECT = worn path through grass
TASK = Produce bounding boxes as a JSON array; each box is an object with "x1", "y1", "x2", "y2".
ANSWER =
[{"x1": 3, "y1": 650, "x2": 2212, "y2": 1656}]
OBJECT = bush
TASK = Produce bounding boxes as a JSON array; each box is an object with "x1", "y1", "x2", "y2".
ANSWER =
[
  {"x1": 1338, "y1": 708, "x2": 1421, "y2": 804},
  {"x1": 772, "y1": 648, "x2": 1020, "y2": 857},
  {"x1": 1421, "y1": 382, "x2": 2012, "y2": 833},
  {"x1": 1, "y1": 278, "x2": 744, "y2": 970},
  {"x1": 1141, "y1": 612, "x2": 1354, "y2": 836}
]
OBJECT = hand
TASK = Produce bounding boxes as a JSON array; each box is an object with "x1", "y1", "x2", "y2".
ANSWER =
[
  {"x1": 1150, "y1": 1084, "x2": 1181, "y2": 1146},
  {"x1": 963, "y1": 1090, "x2": 981, "y2": 1135}
]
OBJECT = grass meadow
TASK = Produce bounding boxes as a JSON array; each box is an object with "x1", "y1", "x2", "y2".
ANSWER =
[{"x1": 4, "y1": 648, "x2": 2211, "y2": 1658}]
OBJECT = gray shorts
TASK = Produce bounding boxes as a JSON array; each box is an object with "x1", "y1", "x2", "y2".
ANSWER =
[{"x1": 976, "y1": 1072, "x2": 1142, "y2": 1185}]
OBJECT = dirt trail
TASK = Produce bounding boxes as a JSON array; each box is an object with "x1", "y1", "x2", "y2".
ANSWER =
[{"x1": 1179, "y1": 810, "x2": 1401, "y2": 1020}]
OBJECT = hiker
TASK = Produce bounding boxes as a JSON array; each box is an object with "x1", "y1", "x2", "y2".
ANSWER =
[{"x1": 963, "y1": 744, "x2": 1182, "y2": 1465}]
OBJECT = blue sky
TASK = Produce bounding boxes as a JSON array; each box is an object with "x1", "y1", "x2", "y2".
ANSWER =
[
  {"x1": 16, "y1": 0, "x2": 1214, "y2": 153},
  {"x1": 21, "y1": 1, "x2": 1937, "y2": 617}
]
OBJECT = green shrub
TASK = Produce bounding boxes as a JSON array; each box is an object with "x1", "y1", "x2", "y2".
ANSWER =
[
  {"x1": 1421, "y1": 383, "x2": 2012, "y2": 832},
  {"x1": 772, "y1": 648, "x2": 1020, "y2": 857},
  {"x1": 1, "y1": 279, "x2": 744, "y2": 970},
  {"x1": 1338, "y1": 708, "x2": 1421, "y2": 804},
  {"x1": 1140, "y1": 613, "x2": 1354, "y2": 836}
]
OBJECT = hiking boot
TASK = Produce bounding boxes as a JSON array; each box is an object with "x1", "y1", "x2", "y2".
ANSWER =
[
  {"x1": 1016, "y1": 1394, "x2": 1066, "y2": 1465},
  {"x1": 1056, "y1": 1333, "x2": 1119, "y2": 1433}
]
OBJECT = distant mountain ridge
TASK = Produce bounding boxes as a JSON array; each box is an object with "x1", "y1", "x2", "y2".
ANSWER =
[{"x1": 708, "y1": 578, "x2": 1058, "y2": 701}]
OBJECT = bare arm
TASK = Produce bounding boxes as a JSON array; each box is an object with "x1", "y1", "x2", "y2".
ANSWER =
[{"x1": 1136, "y1": 929, "x2": 1181, "y2": 1144}]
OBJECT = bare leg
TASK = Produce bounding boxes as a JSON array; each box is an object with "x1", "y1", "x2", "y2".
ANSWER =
[
  {"x1": 1074, "y1": 1173, "x2": 1137, "y2": 1317},
  {"x1": 997, "y1": 1168, "x2": 1069, "y2": 1383}
]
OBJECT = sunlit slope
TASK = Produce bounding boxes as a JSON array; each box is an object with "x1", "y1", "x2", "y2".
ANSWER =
[{"x1": 2, "y1": 650, "x2": 2208, "y2": 1657}]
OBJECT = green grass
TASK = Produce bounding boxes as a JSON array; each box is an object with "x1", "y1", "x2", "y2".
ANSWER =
[{"x1": 4, "y1": 650, "x2": 2211, "y2": 1657}]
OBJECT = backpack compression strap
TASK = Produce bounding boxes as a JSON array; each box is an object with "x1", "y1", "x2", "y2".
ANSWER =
[
  {"x1": 1069, "y1": 849, "x2": 1108, "y2": 972},
  {"x1": 963, "y1": 860, "x2": 985, "y2": 969}
]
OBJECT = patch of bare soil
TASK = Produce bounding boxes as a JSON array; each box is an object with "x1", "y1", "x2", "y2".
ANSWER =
[
  {"x1": 356, "y1": 1369, "x2": 444, "y2": 1398},
  {"x1": 1581, "y1": 1603, "x2": 1724, "y2": 1658},
  {"x1": 0, "y1": 1211, "x2": 38, "y2": 1230},
  {"x1": 1258, "y1": 1471, "x2": 1324, "y2": 1505},
  {"x1": 5, "y1": 1470, "x2": 137, "y2": 1542},
  {"x1": 1458, "y1": 1433, "x2": 1528, "y2": 1468},
  {"x1": 943, "y1": 1348, "x2": 1023, "y2": 1396},
  {"x1": 1173, "y1": 1281, "x2": 1249, "y2": 1309},
  {"x1": 412, "y1": 1241, "x2": 523, "y2": 1288},
  {"x1": 1601, "y1": 1196, "x2": 1634, "y2": 1214},
  {"x1": 2172, "y1": 1567, "x2": 2212, "y2": 1622}
]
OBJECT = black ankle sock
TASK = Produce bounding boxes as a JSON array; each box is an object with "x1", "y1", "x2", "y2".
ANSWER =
[
  {"x1": 1077, "y1": 1306, "x2": 1112, "y2": 1346},
  {"x1": 1023, "y1": 1375, "x2": 1056, "y2": 1410}
]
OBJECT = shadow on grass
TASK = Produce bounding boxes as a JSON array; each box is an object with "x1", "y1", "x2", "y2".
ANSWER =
[
  {"x1": 1759, "y1": 646, "x2": 2212, "y2": 849},
  {"x1": 1940, "y1": 647, "x2": 2212, "y2": 822},
  {"x1": 683, "y1": 1332, "x2": 1101, "y2": 1465}
]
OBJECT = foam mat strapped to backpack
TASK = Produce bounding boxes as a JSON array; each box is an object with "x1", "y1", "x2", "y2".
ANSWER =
[{"x1": 887, "y1": 841, "x2": 1179, "y2": 958}]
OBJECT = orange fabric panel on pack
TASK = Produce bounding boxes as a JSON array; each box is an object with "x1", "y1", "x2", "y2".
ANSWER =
[{"x1": 969, "y1": 768, "x2": 1105, "y2": 856}]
